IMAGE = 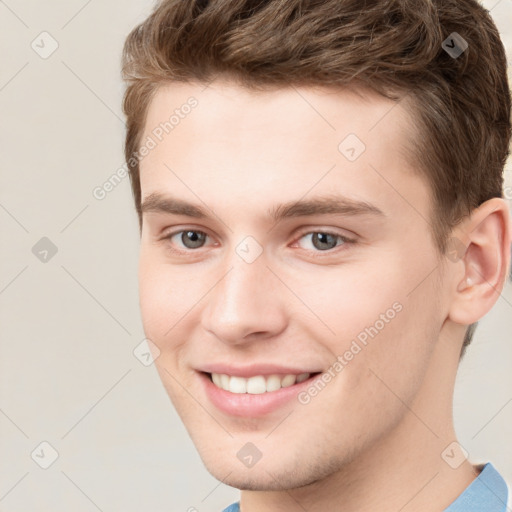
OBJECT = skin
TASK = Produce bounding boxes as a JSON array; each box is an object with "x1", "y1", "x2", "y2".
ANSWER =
[{"x1": 137, "y1": 79, "x2": 510, "y2": 512}]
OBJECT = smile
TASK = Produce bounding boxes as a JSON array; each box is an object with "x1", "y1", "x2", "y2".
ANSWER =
[
  {"x1": 198, "y1": 371, "x2": 323, "y2": 417},
  {"x1": 209, "y1": 372, "x2": 314, "y2": 394}
]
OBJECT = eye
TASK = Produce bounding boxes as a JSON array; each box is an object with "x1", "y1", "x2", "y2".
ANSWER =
[
  {"x1": 164, "y1": 229, "x2": 210, "y2": 250},
  {"x1": 294, "y1": 231, "x2": 354, "y2": 252}
]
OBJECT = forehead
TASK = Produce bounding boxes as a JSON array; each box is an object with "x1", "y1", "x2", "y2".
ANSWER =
[
  {"x1": 139, "y1": 79, "x2": 428, "y2": 228},
  {"x1": 142, "y1": 80, "x2": 413, "y2": 150}
]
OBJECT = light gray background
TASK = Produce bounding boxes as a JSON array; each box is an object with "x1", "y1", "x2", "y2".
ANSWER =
[{"x1": 1, "y1": 1, "x2": 511, "y2": 511}]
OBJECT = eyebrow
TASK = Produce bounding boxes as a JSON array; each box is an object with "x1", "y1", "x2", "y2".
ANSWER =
[{"x1": 140, "y1": 192, "x2": 385, "y2": 222}]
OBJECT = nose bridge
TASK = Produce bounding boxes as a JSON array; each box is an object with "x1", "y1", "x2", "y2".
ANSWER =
[{"x1": 201, "y1": 238, "x2": 285, "y2": 343}]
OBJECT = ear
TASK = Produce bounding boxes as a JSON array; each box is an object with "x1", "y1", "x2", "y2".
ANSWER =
[{"x1": 447, "y1": 198, "x2": 511, "y2": 326}]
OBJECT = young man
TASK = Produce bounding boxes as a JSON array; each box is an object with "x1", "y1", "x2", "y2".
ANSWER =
[{"x1": 121, "y1": 1, "x2": 511, "y2": 510}]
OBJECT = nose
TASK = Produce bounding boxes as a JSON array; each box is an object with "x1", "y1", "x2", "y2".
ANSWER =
[{"x1": 200, "y1": 245, "x2": 288, "y2": 346}]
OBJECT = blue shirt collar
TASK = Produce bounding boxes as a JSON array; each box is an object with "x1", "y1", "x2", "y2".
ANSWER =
[{"x1": 443, "y1": 462, "x2": 509, "y2": 512}]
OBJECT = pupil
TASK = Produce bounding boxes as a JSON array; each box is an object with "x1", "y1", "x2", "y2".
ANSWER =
[
  {"x1": 313, "y1": 233, "x2": 336, "y2": 250},
  {"x1": 183, "y1": 231, "x2": 205, "y2": 248}
]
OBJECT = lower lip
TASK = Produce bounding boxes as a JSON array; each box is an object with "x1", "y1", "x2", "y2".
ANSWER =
[{"x1": 198, "y1": 371, "x2": 321, "y2": 417}]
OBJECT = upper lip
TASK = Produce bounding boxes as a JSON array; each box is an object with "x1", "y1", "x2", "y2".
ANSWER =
[{"x1": 197, "y1": 363, "x2": 323, "y2": 378}]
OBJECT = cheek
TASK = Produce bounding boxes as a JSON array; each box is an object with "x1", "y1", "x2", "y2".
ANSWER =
[
  {"x1": 138, "y1": 254, "x2": 199, "y2": 403},
  {"x1": 288, "y1": 255, "x2": 441, "y2": 396},
  {"x1": 138, "y1": 241, "x2": 202, "y2": 310},
  {"x1": 281, "y1": 262, "x2": 407, "y2": 349},
  {"x1": 137, "y1": 251, "x2": 193, "y2": 346},
  {"x1": 325, "y1": 277, "x2": 441, "y2": 420}
]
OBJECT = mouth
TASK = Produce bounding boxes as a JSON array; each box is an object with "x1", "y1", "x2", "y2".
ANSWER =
[{"x1": 198, "y1": 370, "x2": 323, "y2": 417}]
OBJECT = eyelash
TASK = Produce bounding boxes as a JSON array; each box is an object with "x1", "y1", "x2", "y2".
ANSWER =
[{"x1": 160, "y1": 228, "x2": 356, "y2": 257}]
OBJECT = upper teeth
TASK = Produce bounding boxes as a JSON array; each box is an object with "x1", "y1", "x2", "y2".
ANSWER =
[{"x1": 211, "y1": 373, "x2": 311, "y2": 394}]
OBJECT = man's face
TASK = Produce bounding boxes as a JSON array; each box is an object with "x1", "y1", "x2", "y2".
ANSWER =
[{"x1": 138, "y1": 80, "x2": 449, "y2": 490}]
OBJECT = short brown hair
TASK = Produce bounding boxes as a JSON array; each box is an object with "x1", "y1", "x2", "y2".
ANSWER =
[{"x1": 121, "y1": 0, "x2": 511, "y2": 352}]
